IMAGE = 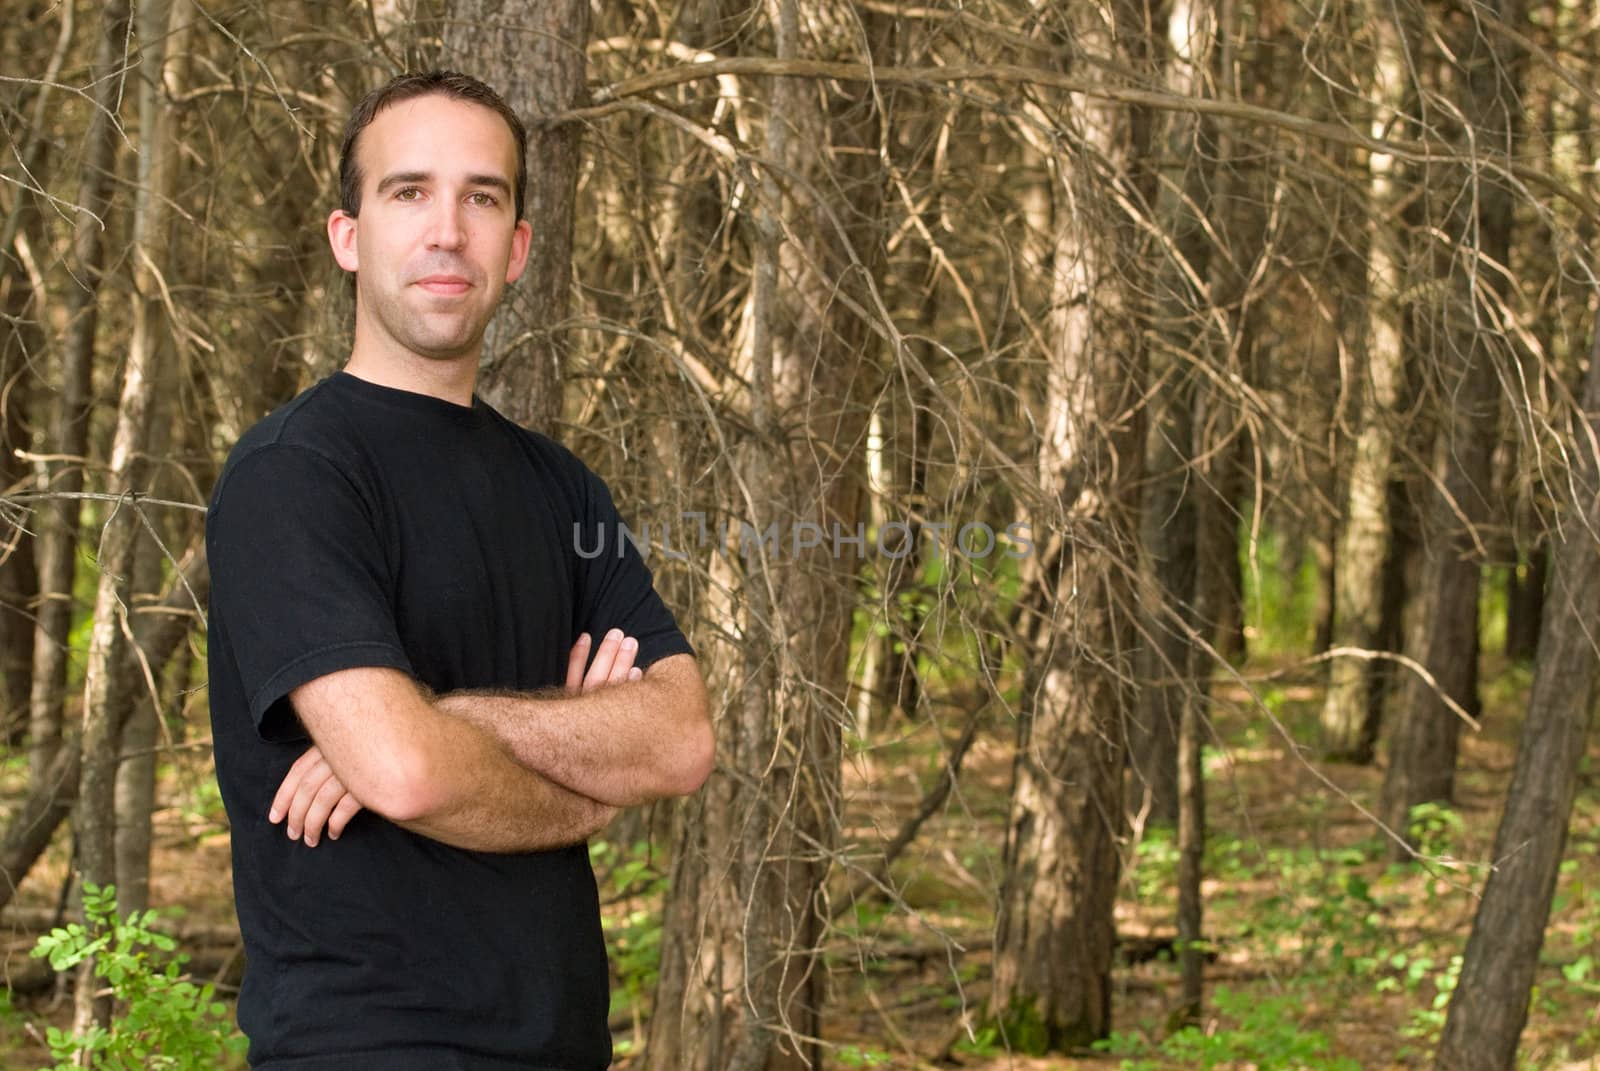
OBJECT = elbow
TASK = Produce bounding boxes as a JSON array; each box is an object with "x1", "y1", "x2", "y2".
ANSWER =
[
  {"x1": 671, "y1": 712, "x2": 716, "y2": 796},
  {"x1": 363, "y1": 747, "x2": 445, "y2": 824}
]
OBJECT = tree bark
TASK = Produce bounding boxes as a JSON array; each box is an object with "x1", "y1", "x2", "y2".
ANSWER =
[
  {"x1": 0, "y1": 235, "x2": 41, "y2": 746},
  {"x1": 111, "y1": 0, "x2": 193, "y2": 921},
  {"x1": 1362, "y1": 474, "x2": 1420, "y2": 758},
  {"x1": 1432, "y1": 311, "x2": 1600, "y2": 1071},
  {"x1": 27, "y1": 0, "x2": 132, "y2": 785},
  {"x1": 1319, "y1": 5, "x2": 1413, "y2": 762},
  {"x1": 1380, "y1": 0, "x2": 1525, "y2": 853},
  {"x1": 991, "y1": 0, "x2": 1151, "y2": 1048},
  {"x1": 72, "y1": 0, "x2": 184, "y2": 1032},
  {"x1": 0, "y1": 551, "x2": 205, "y2": 919},
  {"x1": 0, "y1": 1, "x2": 59, "y2": 739},
  {"x1": 645, "y1": 3, "x2": 881, "y2": 1067},
  {"x1": 1504, "y1": 533, "x2": 1546, "y2": 661},
  {"x1": 442, "y1": 0, "x2": 588, "y2": 436},
  {"x1": 1131, "y1": 0, "x2": 1217, "y2": 831}
]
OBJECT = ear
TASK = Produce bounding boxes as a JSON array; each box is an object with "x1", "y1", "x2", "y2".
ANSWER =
[
  {"x1": 327, "y1": 209, "x2": 359, "y2": 273},
  {"x1": 504, "y1": 219, "x2": 532, "y2": 285}
]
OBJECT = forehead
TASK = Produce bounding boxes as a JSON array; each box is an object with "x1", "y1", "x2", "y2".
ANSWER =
[{"x1": 356, "y1": 94, "x2": 517, "y2": 187}]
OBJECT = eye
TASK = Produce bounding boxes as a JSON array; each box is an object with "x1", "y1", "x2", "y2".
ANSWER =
[
  {"x1": 467, "y1": 191, "x2": 498, "y2": 207},
  {"x1": 395, "y1": 186, "x2": 422, "y2": 202}
]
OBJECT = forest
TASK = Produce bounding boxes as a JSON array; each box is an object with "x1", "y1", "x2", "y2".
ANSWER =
[{"x1": 2, "y1": 0, "x2": 1599, "y2": 1067}]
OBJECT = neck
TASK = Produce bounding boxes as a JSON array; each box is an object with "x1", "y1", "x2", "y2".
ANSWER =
[{"x1": 344, "y1": 331, "x2": 479, "y2": 408}]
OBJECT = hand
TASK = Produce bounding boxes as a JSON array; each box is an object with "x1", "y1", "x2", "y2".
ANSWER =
[
  {"x1": 564, "y1": 628, "x2": 644, "y2": 695},
  {"x1": 269, "y1": 744, "x2": 363, "y2": 847}
]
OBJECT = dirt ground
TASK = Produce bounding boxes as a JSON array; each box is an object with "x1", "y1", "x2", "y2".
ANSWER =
[{"x1": 4, "y1": 657, "x2": 1600, "y2": 1068}]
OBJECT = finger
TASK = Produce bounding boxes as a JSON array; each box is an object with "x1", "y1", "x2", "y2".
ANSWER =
[
  {"x1": 326, "y1": 794, "x2": 364, "y2": 841},
  {"x1": 300, "y1": 777, "x2": 349, "y2": 847},
  {"x1": 285, "y1": 756, "x2": 334, "y2": 840},
  {"x1": 583, "y1": 628, "x2": 624, "y2": 690},
  {"x1": 270, "y1": 747, "x2": 325, "y2": 824},
  {"x1": 565, "y1": 633, "x2": 591, "y2": 695},
  {"x1": 607, "y1": 636, "x2": 639, "y2": 685},
  {"x1": 628, "y1": 666, "x2": 643, "y2": 682}
]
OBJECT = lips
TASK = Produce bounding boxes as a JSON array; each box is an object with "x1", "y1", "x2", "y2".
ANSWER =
[{"x1": 415, "y1": 275, "x2": 471, "y2": 296}]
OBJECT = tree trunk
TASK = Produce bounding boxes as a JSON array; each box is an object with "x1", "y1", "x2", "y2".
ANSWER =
[
  {"x1": 1504, "y1": 534, "x2": 1546, "y2": 661},
  {"x1": 1380, "y1": 0, "x2": 1525, "y2": 854},
  {"x1": 861, "y1": 316, "x2": 932, "y2": 735},
  {"x1": 106, "y1": 0, "x2": 193, "y2": 924},
  {"x1": 0, "y1": 0, "x2": 57, "y2": 740},
  {"x1": 1176, "y1": 654, "x2": 1205, "y2": 1020},
  {"x1": 1320, "y1": 5, "x2": 1413, "y2": 761},
  {"x1": 0, "y1": 550, "x2": 205, "y2": 918},
  {"x1": 1192, "y1": 0, "x2": 1274, "y2": 671},
  {"x1": 0, "y1": 235, "x2": 41, "y2": 746},
  {"x1": 1432, "y1": 312, "x2": 1600, "y2": 1071},
  {"x1": 1131, "y1": 0, "x2": 1217, "y2": 832},
  {"x1": 442, "y1": 0, "x2": 587, "y2": 436},
  {"x1": 27, "y1": 0, "x2": 132, "y2": 785},
  {"x1": 75, "y1": 9, "x2": 181, "y2": 1036},
  {"x1": 1361, "y1": 474, "x2": 1420, "y2": 758},
  {"x1": 991, "y1": 0, "x2": 1151, "y2": 1048},
  {"x1": 645, "y1": 4, "x2": 880, "y2": 1066}
]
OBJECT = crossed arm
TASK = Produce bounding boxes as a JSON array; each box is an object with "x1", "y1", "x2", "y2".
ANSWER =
[{"x1": 271, "y1": 630, "x2": 713, "y2": 852}]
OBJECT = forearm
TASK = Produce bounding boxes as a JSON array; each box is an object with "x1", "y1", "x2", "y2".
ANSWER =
[
  {"x1": 436, "y1": 655, "x2": 711, "y2": 808},
  {"x1": 393, "y1": 717, "x2": 617, "y2": 852},
  {"x1": 288, "y1": 667, "x2": 618, "y2": 853}
]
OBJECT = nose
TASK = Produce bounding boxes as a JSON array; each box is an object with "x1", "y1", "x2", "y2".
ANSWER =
[{"x1": 425, "y1": 200, "x2": 466, "y2": 251}]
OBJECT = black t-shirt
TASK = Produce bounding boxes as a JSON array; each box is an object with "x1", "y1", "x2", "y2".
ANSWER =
[{"x1": 206, "y1": 371, "x2": 693, "y2": 1070}]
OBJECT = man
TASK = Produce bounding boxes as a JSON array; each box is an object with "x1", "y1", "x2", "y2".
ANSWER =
[{"x1": 206, "y1": 70, "x2": 713, "y2": 1069}]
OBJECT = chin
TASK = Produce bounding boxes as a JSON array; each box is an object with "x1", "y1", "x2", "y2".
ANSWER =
[
  {"x1": 399, "y1": 325, "x2": 486, "y2": 362},
  {"x1": 410, "y1": 345, "x2": 479, "y2": 363}
]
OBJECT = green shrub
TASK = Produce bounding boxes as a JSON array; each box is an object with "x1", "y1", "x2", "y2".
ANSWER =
[
  {"x1": 29, "y1": 882, "x2": 245, "y2": 1070},
  {"x1": 1095, "y1": 987, "x2": 1361, "y2": 1070}
]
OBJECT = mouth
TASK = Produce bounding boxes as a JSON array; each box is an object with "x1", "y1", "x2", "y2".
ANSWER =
[{"x1": 415, "y1": 275, "x2": 472, "y2": 296}]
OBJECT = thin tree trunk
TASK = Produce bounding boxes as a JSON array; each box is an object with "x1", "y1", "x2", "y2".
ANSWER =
[
  {"x1": 442, "y1": 0, "x2": 588, "y2": 436},
  {"x1": 0, "y1": 0, "x2": 74, "y2": 284},
  {"x1": 1380, "y1": 0, "x2": 1525, "y2": 853},
  {"x1": 1363, "y1": 474, "x2": 1420, "y2": 758},
  {"x1": 1320, "y1": 6, "x2": 1413, "y2": 761},
  {"x1": 0, "y1": 550, "x2": 205, "y2": 916},
  {"x1": 874, "y1": 279, "x2": 936, "y2": 731},
  {"x1": 74, "y1": 0, "x2": 183, "y2": 1032},
  {"x1": 1505, "y1": 515, "x2": 1546, "y2": 662},
  {"x1": 27, "y1": 0, "x2": 132, "y2": 785},
  {"x1": 1176, "y1": 661, "x2": 1204, "y2": 1020},
  {"x1": 108, "y1": 0, "x2": 193, "y2": 923},
  {"x1": 0, "y1": 0, "x2": 58, "y2": 738},
  {"x1": 646, "y1": 4, "x2": 880, "y2": 1066},
  {"x1": 991, "y1": 0, "x2": 1151, "y2": 1047},
  {"x1": 1433, "y1": 311, "x2": 1600, "y2": 1071},
  {"x1": 1131, "y1": 0, "x2": 1216, "y2": 831},
  {"x1": 0, "y1": 242, "x2": 41, "y2": 745},
  {"x1": 1193, "y1": 0, "x2": 1265, "y2": 670}
]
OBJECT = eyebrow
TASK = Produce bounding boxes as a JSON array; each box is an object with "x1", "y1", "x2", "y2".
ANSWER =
[{"x1": 376, "y1": 171, "x2": 512, "y2": 196}]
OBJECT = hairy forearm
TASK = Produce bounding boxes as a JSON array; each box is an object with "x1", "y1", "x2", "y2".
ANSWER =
[
  {"x1": 435, "y1": 656, "x2": 711, "y2": 808},
  {"x1": 289, "y1": 667, "x2": 618, "y2": 853},
  {"x1": 392, "y1": 717, "x2": 617, "y2": 852}
]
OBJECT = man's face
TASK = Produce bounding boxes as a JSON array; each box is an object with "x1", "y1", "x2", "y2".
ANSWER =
[{"x1": 327, "y1": 94, "x2": 531, "y2": 364}]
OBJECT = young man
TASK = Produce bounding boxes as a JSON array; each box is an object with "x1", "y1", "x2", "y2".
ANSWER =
[{"x1": 205, "y1": 71, "x2": 713, "y2": 1069}]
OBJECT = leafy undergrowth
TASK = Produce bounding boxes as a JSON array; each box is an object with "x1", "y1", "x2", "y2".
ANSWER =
[
  {"x1": 4, "y1": 655, "x2": 1600, "y2": 1068},
  {"x1": 800, "y1": 655, "x2": 1600, "y2": 1070}
]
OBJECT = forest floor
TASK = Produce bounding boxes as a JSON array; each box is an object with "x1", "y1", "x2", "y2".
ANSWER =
[{"x1": 3, "y1": 653, "x2": 1600, "y2": 1068}]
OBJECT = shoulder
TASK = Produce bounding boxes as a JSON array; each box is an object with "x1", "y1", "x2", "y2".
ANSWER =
[{"x1": 210, "y1": 382, "x2": 372, "y2": 516}]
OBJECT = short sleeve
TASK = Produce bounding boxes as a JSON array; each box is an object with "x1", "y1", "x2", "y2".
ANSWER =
[
  {"x1": 573, "y1": 465, "x2": 694, "y2": 671},
  {"x1": 207, "y1": 445, "x2": 413, "y2": 741}
]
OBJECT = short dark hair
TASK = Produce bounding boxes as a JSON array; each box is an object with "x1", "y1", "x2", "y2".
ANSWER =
[{"x1": 337, "y1": 70, "x2": 528, "y2": 220}]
